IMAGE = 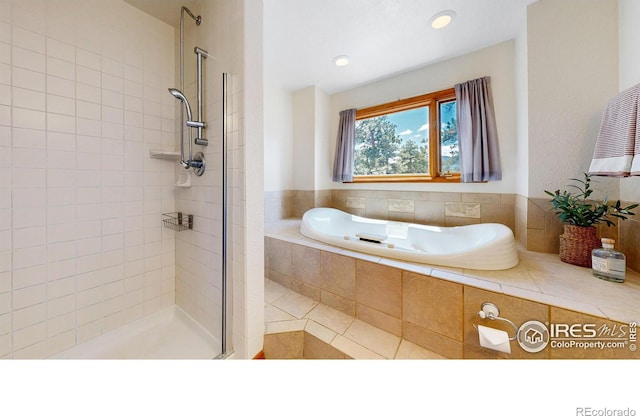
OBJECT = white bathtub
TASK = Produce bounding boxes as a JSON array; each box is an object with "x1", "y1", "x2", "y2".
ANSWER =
[
  {"x1": 51, "y1": 305, "x2": 220, "y2": 359},
  {"x1": 300, "y1": 207, "x2": 519, "y2": 270}
]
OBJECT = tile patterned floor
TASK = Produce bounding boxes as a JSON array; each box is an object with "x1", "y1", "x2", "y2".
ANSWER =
[{"x1": 264, "y1": 278, "x2": 446, "y2": 359}]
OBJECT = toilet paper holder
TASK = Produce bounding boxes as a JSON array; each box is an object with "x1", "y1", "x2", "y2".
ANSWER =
[{"x1": 475, "y1": 302, "x2": 519, "y2": 341}]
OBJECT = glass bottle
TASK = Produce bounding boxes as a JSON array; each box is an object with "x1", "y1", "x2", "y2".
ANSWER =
[{"x1": 591, "y1": 238, "x2": 626, "y2": 283}]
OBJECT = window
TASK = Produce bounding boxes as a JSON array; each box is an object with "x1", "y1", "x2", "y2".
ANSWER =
[{"x1": 353, "y1": 88, "x2": 459, "y2": 182}]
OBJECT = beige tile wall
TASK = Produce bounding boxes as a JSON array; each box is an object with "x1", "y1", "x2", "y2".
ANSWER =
[
  {"x1": 332, "y1": 190, "x2": 516, "y2": 230},
  {"x1": 463, "y1": 287, "x2": 549, "y2": 359},
  {"x1": 522, "y1": 197, "x2": 617, "y2": 253},
  {"x1": 619, "y1": 213, "x2": 640, "y2": 272},
  {"x1": 265, "y1": 189, "x2": 516, "y2": 230},
  {"x1": 265, "y1": 236, "x2": 637, "y2": 359},
  {"x1": 264, "y1": 190, "x2": 331, "y2": 223}
]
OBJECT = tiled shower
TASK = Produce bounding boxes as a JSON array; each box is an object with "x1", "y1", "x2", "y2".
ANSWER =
[{"x1": 0, "y1": 0, "x2": 264, "y2": 359}]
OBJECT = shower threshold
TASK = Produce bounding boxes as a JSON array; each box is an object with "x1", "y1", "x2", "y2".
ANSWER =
[{"x1": 51, "y1": 305, "x2": 220, "y2": 359}]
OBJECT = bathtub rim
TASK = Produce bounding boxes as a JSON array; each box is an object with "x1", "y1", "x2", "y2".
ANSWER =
[{"x1": 300, "y1": 207, "x2": 519, "y2": 270}]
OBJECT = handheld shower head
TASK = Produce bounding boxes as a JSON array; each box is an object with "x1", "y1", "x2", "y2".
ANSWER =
[{"x1": 168, "y1": 88, "x2": 193, "y2": 121}]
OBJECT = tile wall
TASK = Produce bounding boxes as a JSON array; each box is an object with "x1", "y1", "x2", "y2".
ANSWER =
[
  {"x1": 264, "y1": 190, "x2": 331, "y2": 223},
  {"x1": 618, "y1": 208, "x2": 640, "y2": 272},
  {"x1": 265, "y1": 189, "x2": 516, "y2": 231},
  {"x1": 265, "y1": 236, "x2": 638, "y2": 359},
  {"x1": 173, "y1": 0, "x2": 224, "y2": 343},
  {"x1": 522, "y1": 196, "x2": 617, "y2": 254},
  {"x1": 0, "y1": 0, "x2": 176, "y2": 358},
  {"x1": 171, "y1": 0, "x2": 264, "y2": 359}
]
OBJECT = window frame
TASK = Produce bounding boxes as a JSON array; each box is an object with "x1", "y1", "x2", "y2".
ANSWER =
[{"x1": 352, "y1": 87, "x2": 460, "y2": 183}]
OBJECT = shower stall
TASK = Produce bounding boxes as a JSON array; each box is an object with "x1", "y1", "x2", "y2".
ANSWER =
[{"x1": 0, "y1": 0, "x2": 246, "y2": 359}]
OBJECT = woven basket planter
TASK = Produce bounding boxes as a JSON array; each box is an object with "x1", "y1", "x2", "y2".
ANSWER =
[{"x1": 559, "y1": 224, "x2": 601, "y2": 268}]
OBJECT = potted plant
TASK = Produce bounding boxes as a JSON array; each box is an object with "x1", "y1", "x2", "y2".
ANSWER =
[{"x1": 544, "y1": 173, "x2": 638, "y2": 267}]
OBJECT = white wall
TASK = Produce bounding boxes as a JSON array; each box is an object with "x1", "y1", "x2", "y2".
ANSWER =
[
  {"x1": 292, "y1": 86, "x2": 315, "y2": 190},
  {"x1": 326, "y1": 40, "x2": 517, "y2": 193},
  {"x1": 314, "y1": 87, "x2": 330, "y2": 190},
  {"x1": 263, "y1": 83, "x2": 293, "y2": 192},
  {"x1": 526, "y1": 0, "x2": 618, "y2": 199},
  {"x1": 619, "y1": 0, "x2": 640, "y2": 202},
  {"x1": 240, "y1": 0, "x2": 265, "y2": 360},
  {"x1": 515, "y1": 22, "x2": 529, "y2": 197},
  {"x1": 0, "y1": 0, "x2": 176, "y2": 358}
]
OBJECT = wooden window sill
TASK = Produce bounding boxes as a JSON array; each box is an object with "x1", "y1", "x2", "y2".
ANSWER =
[{"x1": 351, "y1": 174, "x2": 461, "y2": 183}]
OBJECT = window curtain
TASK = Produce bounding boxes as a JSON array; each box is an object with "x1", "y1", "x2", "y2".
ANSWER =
[
  {"x1": 332, "y1": 108, "x2": 357, "y2": 182},
  {"x1": 455, "y1": 76, "x2": 502, "y2": 182}
]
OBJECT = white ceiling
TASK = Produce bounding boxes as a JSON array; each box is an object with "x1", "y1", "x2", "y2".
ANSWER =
[
  {"x1": 124, "y1": 0, "x2": 538, "y2": 95},
  {"x1": 124, "y1": 0, "x2": 189, "y2": 27},
  {"x1": 264, "y1": 0, "x2": 538, "y2": 94}
]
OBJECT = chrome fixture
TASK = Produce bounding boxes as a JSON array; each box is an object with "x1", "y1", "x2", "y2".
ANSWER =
[
  {"x1": 168, "y1": 88, "x2": 204, "y2": 175},
  {"x1": 169, "y1": 88, "x2": 192, "y2": 121},
  {"x1": 476, "y1": 302, "x2": 519, "y2": 341},
  {"x1": 194, "y1": 47, "x2": 209, "y2": 146},
  {"x1": 220, "y1": 73, "x2": 229, "y2": 358},
  {"x1": 162, "y1": 212, "x2": 193, "y2": 231},
  {"x1": 178, "y1": 6, "x2": 201, "y2": 160},
  {"x1": 181, "y1": 6, "x2": 201, "y2": 26},
  {"x1": 170, "y1": 6, "x2": 207, "y2": 177},
  {"x1": 168, "y1": 88, "x2": 204, "y2": 129}
]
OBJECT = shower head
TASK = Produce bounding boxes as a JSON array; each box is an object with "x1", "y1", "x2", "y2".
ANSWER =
[
  {"x1": 181, "y1": 6, "x2": 201, "y2": 25},
  {"x1": 168, "y1": 88, "x2": 193, "y2": 121}
]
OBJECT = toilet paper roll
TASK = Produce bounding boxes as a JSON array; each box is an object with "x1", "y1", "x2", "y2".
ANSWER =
[{"x1": 478, "y1": 324, "x2": 511, "y2": 353}]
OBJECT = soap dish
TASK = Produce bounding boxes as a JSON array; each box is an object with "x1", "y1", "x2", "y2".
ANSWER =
[{"x1": 176, "y1": 172, "x2": 192, "y2": 187}]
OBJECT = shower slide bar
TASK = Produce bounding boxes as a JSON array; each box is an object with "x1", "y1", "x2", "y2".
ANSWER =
[
  {"x1": 194, "y1": 47, "x2": 209, "y2": 146},
  {"x1": 169, "y1": 6, "x2": 208, "y2": 176}
]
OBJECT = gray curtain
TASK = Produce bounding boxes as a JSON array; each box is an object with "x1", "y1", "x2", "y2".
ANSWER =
[
  {"x1": 332, "y1": 108, "x2": 357, "y2": 182},
  {"x1": 455, "y1": 76, "x2": 502, "y2": 182}
]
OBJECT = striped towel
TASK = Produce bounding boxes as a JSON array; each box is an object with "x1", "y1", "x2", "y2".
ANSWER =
[
  {"x1": 589, "y1": 83, "x2": 640, "y2": 177},
  {"x1": 632, "y1": 102, "x2": 640, "y2": 176}
]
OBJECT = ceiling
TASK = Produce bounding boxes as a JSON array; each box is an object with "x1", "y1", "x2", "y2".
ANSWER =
[
  {"x1": 264, "y1": 0, "x2": 537, "y2": 94},
  {"x1": 124, "y1": 0, "x2": 197, "y2": 27},
  {"x1": 124, "y1": 0, "x2": 538, "y2": 95}
]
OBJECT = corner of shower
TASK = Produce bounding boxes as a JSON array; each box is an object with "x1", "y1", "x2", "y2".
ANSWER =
[
  {"x1": 167, "y1": 5, "x2": 233, "y2": 360},
  {"x1": 7, "y1": 0, "x2": 239, "y2": 361}
]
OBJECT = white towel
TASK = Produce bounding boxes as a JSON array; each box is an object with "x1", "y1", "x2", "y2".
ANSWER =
[{"x1": 589, "y1": 84, "x2": 640, "y2": 177}]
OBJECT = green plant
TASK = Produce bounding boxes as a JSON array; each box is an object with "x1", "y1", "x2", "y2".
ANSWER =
[{"x1": 544, "y1": 173, "x2": 638, "y2": 227}]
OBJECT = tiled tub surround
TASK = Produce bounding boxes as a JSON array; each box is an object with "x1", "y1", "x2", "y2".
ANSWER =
[
  {"x1": 265, "y1": 220, "x2": 640, "y2": 359},
  {"x1": 265, "y1": 190, "x2": 516, "y2": 230},
  {"x1": 266, "y1": 189, "x2": 640, "y2": 273}
]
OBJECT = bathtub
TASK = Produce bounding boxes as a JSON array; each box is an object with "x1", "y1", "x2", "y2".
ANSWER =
[
  {"x1": 300, "y1": 207, "x2": 518, "y2": 270},
  {"x1": 51, "y1": 305, "x2": 220, "y2": 359}
]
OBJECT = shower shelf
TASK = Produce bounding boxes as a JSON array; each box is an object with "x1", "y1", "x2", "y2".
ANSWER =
[
  {"x1": 150, "y1": 149, "x2": 181, "y2": 160},
  {"x1": 162, "y1": 212, "x2": 193, "y2": 231}
]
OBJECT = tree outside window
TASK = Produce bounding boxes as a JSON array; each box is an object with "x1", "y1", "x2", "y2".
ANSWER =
[{"x1": 353, "y1": 89, "x2": 459, "y2": 182}]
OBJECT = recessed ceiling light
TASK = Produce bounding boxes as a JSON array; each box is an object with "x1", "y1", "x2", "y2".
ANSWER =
[
  {"x1": 334, "y1": 55, "x2": 350, "y2": 67},
  {"x1": 430, "y1": 10, "x2": 456, "y2": 29}
]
